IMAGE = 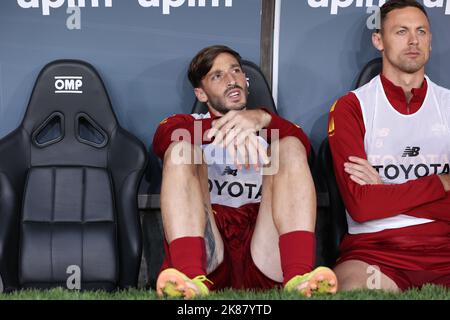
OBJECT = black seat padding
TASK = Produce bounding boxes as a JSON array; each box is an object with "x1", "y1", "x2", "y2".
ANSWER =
[
  {"x1": 318, "y1": 138, "x2": 347, "y2": 264},
  {"x1": 0, "y1": 60, "x2": 147, "y2": 291},
  {"x1": 191, "y1": 60, "x2": 278, "y2": 115},
  {"x1": 355, "y1": 57, "x2": 382, "y2": 88},
  {"x1": 319, "y1": 57, "x2": 382, "y2": 265}
]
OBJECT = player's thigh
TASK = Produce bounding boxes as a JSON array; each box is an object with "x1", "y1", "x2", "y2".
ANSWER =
[{"x1": 334, "y1": 259, "x2": 400, "y2": 292}]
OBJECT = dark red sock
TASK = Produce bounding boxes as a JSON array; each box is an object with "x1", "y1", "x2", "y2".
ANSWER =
[
  {"x1": 168, "y1": 236, "x2": 207, "y2": 279},
  {"x1": 279, "y1": 231, "x2": 316, "y2": 285}
]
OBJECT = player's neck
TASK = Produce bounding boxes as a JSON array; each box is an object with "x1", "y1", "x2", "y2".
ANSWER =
[
  {"x1": 382, "y1": 68, "x2": 425, "y2": 103},
  {"x1": 208, "y1": 107, "x2": 224, "y2": 117},
  {"x1": 208, "y1": 106, "x2": 247, "y2": 118}
]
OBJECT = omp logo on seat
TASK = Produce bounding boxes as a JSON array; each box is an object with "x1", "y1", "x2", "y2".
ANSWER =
[
  {"x1": 54, "y1": 76, "x2": 83, "y2": 94},
  {"x1": 402, "y1": 147, "x2": 421, "y2": 157}
]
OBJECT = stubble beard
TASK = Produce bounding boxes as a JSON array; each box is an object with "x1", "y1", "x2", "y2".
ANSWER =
[
  {"x1": 397, "y1": 58, "x2": 426, "y2": 74},
  {"x1": 207, "y1": 88, "x2": 248, "y2": 114},
  {"x1": 387, "y1": 50, "x2": 429, "y2": 74}
]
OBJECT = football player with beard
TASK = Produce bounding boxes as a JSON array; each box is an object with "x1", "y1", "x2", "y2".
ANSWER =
[
  {"x1": 153, "y1": 45, "x2": 338, "y2": 299},
  {"x1": 329, "y1": 0, "x2": 450, "y2": 291}
]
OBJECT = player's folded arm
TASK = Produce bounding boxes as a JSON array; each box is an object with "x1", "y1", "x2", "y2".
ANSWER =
[{"x1": 330, "y1": 95, "x2": 446, "y2": 223}]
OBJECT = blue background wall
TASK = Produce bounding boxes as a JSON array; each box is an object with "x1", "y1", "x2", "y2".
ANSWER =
[
  {"x1": 278, "y1": 1, "x2": 450, "y2": 148},
  {"x1": 1, "y1": 1, "x2": 450, "y2": 152},
  {"x1": 0, "y1": 0, "x2": 261, "y2": 146}
]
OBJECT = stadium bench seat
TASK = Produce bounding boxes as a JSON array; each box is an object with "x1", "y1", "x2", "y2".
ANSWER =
[{"x1": 0, "y1": 60, "x2": 147, "y2": 292}]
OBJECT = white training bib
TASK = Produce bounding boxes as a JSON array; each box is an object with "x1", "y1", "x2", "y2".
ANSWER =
[
  {"x1": 347, "y1": 75, "x2": 450, "y2": 234},
  {"x1": 192, "y1": 112, "x2": 265, "y2": 208}
]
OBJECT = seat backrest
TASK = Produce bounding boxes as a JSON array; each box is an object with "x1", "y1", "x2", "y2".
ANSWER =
[
  {"x1": 0, "y1": 60, "x2": 147, "y2": 291},
  {"x1": 191, "y1": 60, "x2": 278, "y2": 114},
  {"x1": 355, "y1": 57, "x2": 382, "y2": 88},
  {"x1": 319, "y1": 57, "x2": 382, "y2": 265},
  {"x1": 22, "y1": 60, "x2": 120, "y2": 167},
  {"x1": 318, "y1": 137, "x2": 347, "y2": 265}
]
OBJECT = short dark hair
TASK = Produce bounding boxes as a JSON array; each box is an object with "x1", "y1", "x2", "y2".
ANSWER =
[
  {"x1": 378, "y1": 0, "x2": 429, "y2": 32},
  {"x1": 188, "y1": 45, "x2": 242, "y2": 88}
]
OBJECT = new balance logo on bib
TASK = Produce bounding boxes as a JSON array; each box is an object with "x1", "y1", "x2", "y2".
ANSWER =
[{"x1": 402, "y1": 146, "x2": 421, "y2": 157}]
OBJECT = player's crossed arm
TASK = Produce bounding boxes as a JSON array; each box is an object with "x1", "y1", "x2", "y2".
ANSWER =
[
  {"x1": 344, "y1": 156, "x2": 383, "y2": 185},
  {"x1": 345, "y1": 156, "x2": 450, "y2": 191}
]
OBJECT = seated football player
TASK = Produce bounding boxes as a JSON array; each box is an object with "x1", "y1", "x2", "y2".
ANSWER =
[
  {"x1": 152, "y1": 45, "x2": 338, "y2": 298},
  {"x1": 329, "y1": 0, "x2": 450, "y2": 292}
]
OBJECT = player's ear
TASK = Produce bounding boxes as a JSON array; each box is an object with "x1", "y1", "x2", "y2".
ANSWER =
[
  {"x1": 372, "y1": 32, "x2": 384, "y2": 52},
  {"x1": 194, "y1": 87, "x2": 208, "y2": 103}
]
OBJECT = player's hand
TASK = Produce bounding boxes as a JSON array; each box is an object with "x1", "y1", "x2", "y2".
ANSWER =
[
  {"x1": 206, "y1": 127, "x2": 269, "y2": 171},
  {"x1": 344, "y1": 156, "x2": 383, "y2": 185},
  {"x1": 207, "y1": 109, "x2": 271, "y2": 145},
  {"x1": 230, "y1": 130, "x2": 270, "y2": 171},
  {"x1": 206, "y1": 109, "x2": 271, "y2": 170}
]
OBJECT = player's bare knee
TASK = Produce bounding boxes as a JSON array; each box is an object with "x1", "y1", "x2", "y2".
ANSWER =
[
  {"x1": 278, "y1": 136, "x2": 307, "y2": 159},
  {"x1": 163, "y1": 141, "x2": 203, "y2": 171},
  {"x1": 274, "y1": 137, "x2": 308, "y2": 172}
]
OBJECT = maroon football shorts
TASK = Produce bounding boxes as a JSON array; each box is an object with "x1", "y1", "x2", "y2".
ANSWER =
[
  {"x1": 336, "y1": 220, "x2": 450, "y2": 290},
  {"x1": 160, "y1": 202, "x2": 281, "y2": 290},
  {"x1": 207, "y1": 203, "x2": 281, "y2": 290}
]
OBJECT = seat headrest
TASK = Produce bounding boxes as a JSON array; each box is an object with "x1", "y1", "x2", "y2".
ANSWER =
[
  {"x1": 191, "y1": 60, "x2": 278, "y2": 115},
  {"x1": 22, "y1": 60, "x2": 119, "y2": 167},
  {"x1": 355, "y1": 57, "x2": 382, "y2": 89},
  {"x1": 23, "y1": 60, "x2": 117, "y2": 136}
]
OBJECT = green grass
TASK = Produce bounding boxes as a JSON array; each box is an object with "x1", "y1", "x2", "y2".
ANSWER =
[{"x1": 0, "y1": 284, "x2": 448, "y2": 300}]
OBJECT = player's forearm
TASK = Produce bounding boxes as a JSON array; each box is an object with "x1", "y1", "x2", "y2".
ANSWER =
[
  {"x1": 404, "y1": 175, "x2": 450, "y2": 222},
  {"x1": 332, "y1": 137, "x2": 447, "y2": 222},
  {"x1": 405, "y1": 191, "x2": 450, "y2": 222},
  {"x1": 340, "y1": 175, "x2": 446, "y2": 223},
  {"x1": 153, "y1": 116, "x2": 213, "y2": 159}
]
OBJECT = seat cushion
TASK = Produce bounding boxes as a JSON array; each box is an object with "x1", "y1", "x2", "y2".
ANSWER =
[{"x1": 19, "y1": 167, "x2": 118, "y2": 289}]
